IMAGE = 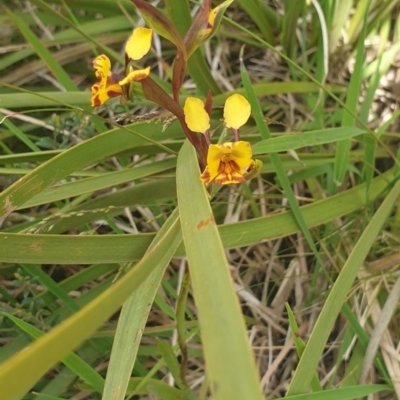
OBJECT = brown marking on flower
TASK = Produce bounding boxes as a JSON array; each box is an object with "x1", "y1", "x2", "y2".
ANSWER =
[
  {"x1": 196, "y1": 214, "x2": 216, "y2": 230},
  {"x1": 133, "y1": 70, "x2": 149, "y2": 81},
  {"x1": 91, "y1": 94, "x2": 101, "y2": 107},
  {"x1": 200, "y1": 168, "x2": 211, "y2": 184}
]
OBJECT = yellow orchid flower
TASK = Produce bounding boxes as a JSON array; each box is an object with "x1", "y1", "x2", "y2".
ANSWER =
[
  {"x1": 200, "y1": 141, "x2": 256, "y2": 185},
  {"x1": 91, "y1": 27, "x2": 152, "y2": 107}
]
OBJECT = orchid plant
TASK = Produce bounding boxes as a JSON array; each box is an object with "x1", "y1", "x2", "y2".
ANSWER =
[{"x1": 91, "y1": 0, "x2": 262, "y2": 186}]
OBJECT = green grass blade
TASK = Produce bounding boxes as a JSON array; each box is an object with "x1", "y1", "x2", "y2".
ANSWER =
[
  {"x1": 328, "y1": 0, "x2": 353, "y2": 53},
  {"x1": 0, "y1": 123, "x2": 176, "y2": 219},
  {"x1": 6, "y1": 11, "x2": 77, "y2": 92},
  {"x1": 235, "y1": 0, "x2": 276, "y2": 44},
  {"x1": 286, "y1": 179, "x2": 400, "y2": 395},
  {"x1": 240, "y1": 50, "x2": 326, "y2": 280},
  {"x1": 0, "y1": 209, "x2": 181, "y2": 400},
  {"x1": 0, "y1": 168, "x2": 393, "y2": 264},
  {"x1": 3, "y1": 313, "x2": 105, "y2": 393},
  {"x1": 285, "y1": 385, "x2": 391, "y2": 399},
  {"x1": 102, "y1": 208, "x2": 181, "y2": 400},
  {"x1": 333, "y1": 0, "x2": 371, "y2": 186},
  {"x1": 176, "y1": 141, "x2": 264, "y2": 400},
  {"x1": 20, "y1": 265, "x2": 80, "y2": 312},
  {"x1": 126, "y1": 377, "x2": 186, "y2": 399},
  {"x1": 252, "y1": 127, "x2": 365, "y2": 154},
  {"x1": 0, "y1": 114, "x2": 41, "y2": 152},
  {"x1": 0, "y1": 91, "x2": 91, "y2": 108},
  {"x1": 281, "y1": 0, "x2": 305, "y2": 57},
  {"x1": 20, "y1": 158, "x2": 176, "y2": 209},
  {"x1": 285, "y1": 303, "x2": 322, "y2": 392}
]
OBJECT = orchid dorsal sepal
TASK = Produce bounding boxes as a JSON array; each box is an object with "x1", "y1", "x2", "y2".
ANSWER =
[
  {"x1": 130, "y1": 0, "x2": 185, "y2": 55},
  {"x1": 184, "y1": 97, "x2": 211, "y2": 134},
  {"x1": 130, "y1": 0, "x2": 187, "y2": 101},
  {"x1": 125, "y1": 27, "x2": 153, "y2": 61}
]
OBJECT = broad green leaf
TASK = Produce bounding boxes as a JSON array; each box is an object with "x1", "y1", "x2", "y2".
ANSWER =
[
  {"x1": 0, "y1": 169, "x2": 393, "y2": 264},
  {"x1": 176, "y1": 141, "x2": 263, "y2": 400}
]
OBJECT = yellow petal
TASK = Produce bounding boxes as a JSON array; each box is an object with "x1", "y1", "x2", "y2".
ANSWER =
[
  {"x1": 91, "y1": 82, "x2": 123, "y2": 107},
  {"x1": 231, "y1": 141, "x2": 252, "y2": 157},
  {"x1": 125, "y1": 27, "x2": 153, "y2": 60},
  {"x1": 200, "y1": 166, "x2": 212, "y2": 185},
  {"x1": 206, "y1": 144, "x2": 224, "y2": 180},
  {"x1": 118, "y1": 66, "x2": 151, "y2": 86},
  {"x1": 93, "y1": 54, "x2": 112, "y2": 78},
  {"x1": 223, "y1": 94, "x2": 251, "y2": 129},
  {"x1": 184, "y1": 97, "x2": 210, "y2": 134}
]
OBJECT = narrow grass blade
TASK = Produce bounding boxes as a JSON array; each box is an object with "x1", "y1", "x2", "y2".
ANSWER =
[
  {"x1": 20, "y1": 158, "x2": 176, "y2": 209},
  {"x1": 240, "y1": 50, "x2": 326, "y2": 278},
  {"x1": 176, "y1": 141, "x2": 264, "y2": 400},
  {"x1": 286, "y1": 179, "x2": 400, "y2": 395},
  {"x1": 0, "y1": 123, "x2": 176, "y2": 219},
  {"x1": 102, "y1": 209, "x2": 181, "y2": 400},
  {"x1": 129, "y1": 377, "x2": 186, "y2": 399},
  {"x1": 3, "y1": 314, "x2": 105, "y2": 393},
  {"x1": 281, "y1": 0, "x2": 305, "y2": 57},
  {"x1": 20, "y1": 265, "x2": 80, "y2": 312},
  {"x1": 0, "y1": 114, "x2": 41, "y2": 152},
  {"x1": 0, "y1": 168, "x2": 393, "y2": 264},
  {"x1": 156, "y1": 339, "x2": 198, "y2": 399},
  {"x1": 0, "y1": 91, "x2": 90, "y2": 108},
  {"x1": 285, "y1": 303, "x2": 322, "y2": 392},
  {"x1": 7, "y1": 11, "x2": 77, "y2": 92},
  {"x1": 333, "y1": 0, "x2": 371, "y2": 186},
  {"x1": 236, "y1": 0, "x2": 277, "y2": 44},
  {"x1": 285, "y1": 385, "x2": 391, "y2": 400},
  {"x1": 0, "y1": 209, "x2": 181, "y2": 400},
  {"x1": 252, "y1": 127, "x2": 365, "y2": 154},
  {"x1": 328, "y1": 0, "x2": 353, "y2": 53}
]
